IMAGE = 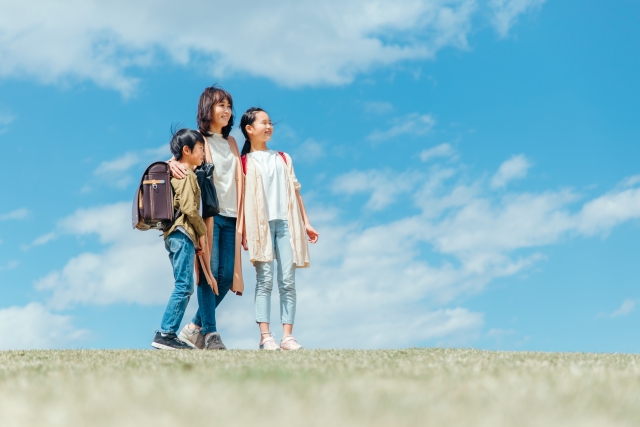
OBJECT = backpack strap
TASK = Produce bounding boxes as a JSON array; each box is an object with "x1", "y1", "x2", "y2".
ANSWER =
[
  {"x1": 241, "y1": 151, "x2": 287, "y2": 176},
  {"x1": 278, "y1": 151, "x2": 287, "y2": 165}
]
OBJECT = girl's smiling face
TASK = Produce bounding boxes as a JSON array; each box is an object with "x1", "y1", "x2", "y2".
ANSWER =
[
  {"x1": 211, "y1": 98, "x2": 232, "y2": 130},
  {"x1": 246, "y1": 111, "x2": 273, "y2": 144}
]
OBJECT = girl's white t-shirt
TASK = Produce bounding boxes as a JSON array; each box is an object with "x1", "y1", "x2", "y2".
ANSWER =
[
  {"x1": 248, "y1": 150, "x2": 288, "y2": 221},
  {"x1": 207, "y1": 133, "x2": 237, "y2": 218}
]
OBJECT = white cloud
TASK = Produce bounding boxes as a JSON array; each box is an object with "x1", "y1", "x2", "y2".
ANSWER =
[
  {"x1": 420, "y1": 143, "x2": 456, "y2": 162},
  {"x1": 490, "y1": 154, "x2": 530, "y2": 188},
  {"x1": 367, "y1": 113, "x2": 436, "y2": 142},
  {"x1": 489, "y1": 0, "x2": 546, "y2": 38},
  {"x1": 87, "y1": 144, "x2": 168, "y2": 191},
  {"x1": 610, "y1": 299, "x2": 636, "y2": 318},
  {"x1": 35, "y1": 203, "x2": 174, "y2": 309},
  {"x1": 333, "y1": 164, "x2": 640, "y2": 306},
  {"x1": 0, "y1": 260, "x2": 19, "y2": 271},
  {"x1": 0, "y1": 208, "x2": 29, "y2": 220},
  {"x1": 95, "y1": 152, "x2": 140, "y2": 175},
  {"x1": 292, "y1": 139, "x2": 326, "y2": 163},
  {"x1": 577, "y1": 187, "x2": 640, "y2": 236},
  {"x1": 363, "y1": 101, "x2": 395, "y2": 115},
  {"x1": 0, "y1": 303, "x2": 86, "y2": 349},
  {"x1": 26, "y1": 232, "x2": 57, "y2": 249},
  {"x1": 0, "y1": 111, "x2": 16, "y2": 134},
  {"x1": 0, "y1": 0, "x2": 479, "y2": 95},
  {"x1": 0, "y1": 112, "x2": 16, "y2": 126},
  {"x1": 332, "y1": 169, "x2": 424, "y2": 210}
]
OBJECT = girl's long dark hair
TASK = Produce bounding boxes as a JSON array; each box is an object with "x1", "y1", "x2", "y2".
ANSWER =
[
  {"x1": 197, "y1": 85, "x2": 234, "y2": 138},
  {"x1": 240, "y1": 107, "x2": 267, "y2": 156}
]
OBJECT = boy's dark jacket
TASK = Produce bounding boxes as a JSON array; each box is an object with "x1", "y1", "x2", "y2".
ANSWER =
[{"x1": 163, "y1": 168, "x2": 207, "y2": 247}]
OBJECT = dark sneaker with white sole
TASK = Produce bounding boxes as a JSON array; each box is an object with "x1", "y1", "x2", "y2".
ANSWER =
[
  {"x1": 204, "y1": 332, "x2": 227, "y2": 350},
  {"x1": 152, "y1": 332, "x2": 193, "y2": 350}
]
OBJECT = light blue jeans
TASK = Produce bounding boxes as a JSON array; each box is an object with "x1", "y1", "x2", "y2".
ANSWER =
[
  {"x1": 255, "y1": 219, "x2": 296, "y2": 325},
  {"x1": 159, "y1": 231, "x2": 195, "y2": 334}
]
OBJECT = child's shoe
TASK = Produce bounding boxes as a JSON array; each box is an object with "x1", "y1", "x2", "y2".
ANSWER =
[
  {"x1": 280, "y1": 334, "x2": 303, "y2": 351},
  {"x1": 259, "y1": 332, "x2": 281, "y2": 351},
  {"x1": 178, "y1": 325, "x2": 205, "y2": 349},
  {"x1": 151, "y1": 332, "x2": 193, "y2": 350},
  {"x1": 204, "y1": 332, "x2": 227, "y2": 350}
]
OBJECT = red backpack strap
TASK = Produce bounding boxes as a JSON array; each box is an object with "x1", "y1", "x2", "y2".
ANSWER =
[{"x1": 278, "y1": 151, "x2": 287, "y2": 165}]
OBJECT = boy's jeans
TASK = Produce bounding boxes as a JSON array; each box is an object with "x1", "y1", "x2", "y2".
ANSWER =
[
  {"x1": 192, "y1": 215, "x2": 236, "y2": 334},
  {"x1": 255, "y1": 219, "x2": 296, "y2": 325},
  {"x1": 159, "y1": 231, "x2": 195, "y2": 334}
]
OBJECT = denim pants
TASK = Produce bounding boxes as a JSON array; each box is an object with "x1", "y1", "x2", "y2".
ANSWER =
[
  {"x1": 255, "y1": 219, "x2": 296, "y2": 325},
  {"x1": 192, "y1": 215, "x2": 236, "y2": 334},
  {"x1": 160, "y1": 231, "x2": 195, "y2": 334}
]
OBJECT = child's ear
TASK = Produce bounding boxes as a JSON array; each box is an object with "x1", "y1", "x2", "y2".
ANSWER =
[{"x1": 182, "y1": 145, "x2": 191, "y2": 157}]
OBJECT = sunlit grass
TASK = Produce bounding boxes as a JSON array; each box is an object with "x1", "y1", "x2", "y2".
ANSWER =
[{"x1": 1, "y1": 349, "x2": 639, "y2": 426}]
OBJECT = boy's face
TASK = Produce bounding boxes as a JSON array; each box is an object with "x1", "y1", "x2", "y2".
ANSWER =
[{"x1": 182, "y1": 141, "x2": 205, "y2": 169}]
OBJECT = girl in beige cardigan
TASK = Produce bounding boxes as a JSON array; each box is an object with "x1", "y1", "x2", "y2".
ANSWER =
[{"x1": 240, "y1": 107, "x2": 319, "y2": 350}]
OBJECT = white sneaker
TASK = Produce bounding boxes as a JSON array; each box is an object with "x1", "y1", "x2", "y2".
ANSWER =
[
  {"x1": 259, "y1": 333, "x2": 281, "y2": 351},
  {"x1": 280, "y1": 334, "x2": 303, "y2": 351},
  {"x1": 178, "y1": 325, "x2": 204, "y2": 349}
]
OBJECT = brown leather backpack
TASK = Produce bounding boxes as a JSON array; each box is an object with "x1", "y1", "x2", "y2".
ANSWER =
[
  {"x1": 132, "y1": 161, "x2": 217, "y2": 291},
  {"x1": 132, "y1": 162, "x2": 175, "y2": 230}
]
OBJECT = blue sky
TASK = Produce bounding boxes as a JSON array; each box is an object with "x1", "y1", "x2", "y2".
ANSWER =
[{"x1": 1, "y1": 0, "x2": 639, "y2": 351}]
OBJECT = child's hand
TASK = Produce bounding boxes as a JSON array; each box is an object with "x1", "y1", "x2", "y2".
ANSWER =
[
  {"x1": 305, "y1": 224, "x2": 319, "y2": 244},
  {"x1": 242, "y1": 235, "x2": 248, "y2": 251}
]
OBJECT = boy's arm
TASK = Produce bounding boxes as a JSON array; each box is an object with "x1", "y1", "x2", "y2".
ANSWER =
[{"x1": 173, "y1": 174, "x2": 207, "y2": 240}]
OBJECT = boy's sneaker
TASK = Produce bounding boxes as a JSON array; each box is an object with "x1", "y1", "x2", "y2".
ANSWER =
[
  {"x1": 151, "y1": 332, "x2": 193, "y2": 350},
  {"x1": 259, "y1": 332, "x2": 281, "y2": 351},
  {"x1": 204, "y1": 332, "x2": 227, "y2": 350},
  {"x1": 280, "y1": 334, "x2": 303, "y2": 351},
  {"x1": 178, "y1": 325, "x2": 205, "y2": 349}
]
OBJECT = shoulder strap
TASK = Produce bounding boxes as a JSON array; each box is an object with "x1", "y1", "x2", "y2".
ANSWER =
[{"x1": 278, "y1": 152, "x2": 287, "y2": 165}]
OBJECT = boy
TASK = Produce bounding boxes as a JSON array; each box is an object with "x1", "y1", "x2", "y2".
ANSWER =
[{"x1": 152, "y1": 129, "x2": 207, "y2": 350}]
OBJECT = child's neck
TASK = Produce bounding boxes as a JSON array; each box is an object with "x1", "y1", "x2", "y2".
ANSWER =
[
  {"x1": 179, "y1": 160, "x2": 197, "y2": 171},
  {"x1": 250, "y1": 140, "x2": 269, "y2": 152}
]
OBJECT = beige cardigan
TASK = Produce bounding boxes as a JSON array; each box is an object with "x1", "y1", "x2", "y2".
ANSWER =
[
  {"x1": 203, "y1": 136, "x2": 245, "y2": 295},
  {"x1": 244, "y1": 152, "x2": 310, "y2": 268}
]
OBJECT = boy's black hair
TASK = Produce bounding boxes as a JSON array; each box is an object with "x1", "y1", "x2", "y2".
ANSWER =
[{"x1": 170, "y1": 128, "x2": 205, "y2": 160}]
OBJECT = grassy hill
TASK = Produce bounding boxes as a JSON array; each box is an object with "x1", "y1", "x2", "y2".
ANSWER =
[{"x1": 1, "y1": 348, "x2": 639, "y2": 426}]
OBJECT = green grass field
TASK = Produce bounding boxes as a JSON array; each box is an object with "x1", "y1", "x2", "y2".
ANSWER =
[{"x1": 1, "y1": 348, "x2": 639, "y2": 426}]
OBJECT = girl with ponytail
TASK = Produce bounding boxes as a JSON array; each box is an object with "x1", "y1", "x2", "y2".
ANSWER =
[
  {"x1": 168, "y1": 85, "x2": 245, "y2": 350},
  {"x1": 240, "y1": 107, "x2": 319, "y2": 351}
]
